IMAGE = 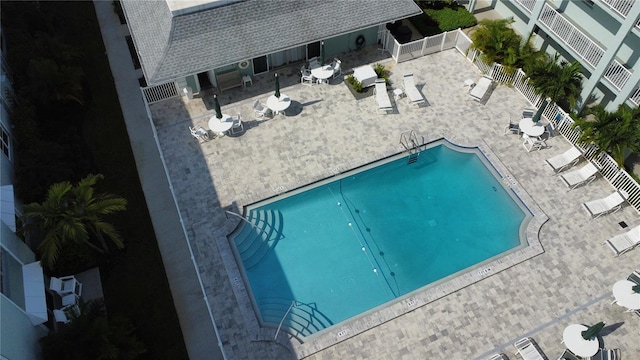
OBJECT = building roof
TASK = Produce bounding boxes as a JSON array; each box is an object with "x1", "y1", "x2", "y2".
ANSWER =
[{"x1": 122, "y1": 0, "x2": 422, "y2": 84}]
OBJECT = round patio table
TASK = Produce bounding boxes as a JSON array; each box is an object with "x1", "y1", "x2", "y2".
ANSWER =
[
  {"x1": 519, "y1": 117, "x2": 545, "y2": 137},
  {"x1": 613, "y1": 280, "x2": 640, "y2": 310},
  {"x1": 266, "y1": 94, "x2": 291, "y2": 115},
  {"x1": 310, "y1": 65, "x2": 334, "y2": 84},
  {"x1": 562, "y1": 324, "x2": 599, "y2": 358},
  {"x1": 208, "y1": 114, "x2": 233, "y2": 136}
]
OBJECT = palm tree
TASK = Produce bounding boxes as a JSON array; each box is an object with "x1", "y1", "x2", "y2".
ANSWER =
[
  {"x1": 21, "y1": 174, "x2": 127, "y2": 270},
  {"x1": 469, "y1": 19, "x2": 522, "y2": 66},
  {"x1": 526, "y1": 54, "x2": 583, "y2": 111},
  {"x1": 574, "y1": 104, "x2": 640, "y2": 166}
]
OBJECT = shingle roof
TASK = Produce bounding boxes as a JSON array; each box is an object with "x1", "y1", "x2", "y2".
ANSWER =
[{"x1": 122, "y1": 0, "x2": 422, "y2": 84}]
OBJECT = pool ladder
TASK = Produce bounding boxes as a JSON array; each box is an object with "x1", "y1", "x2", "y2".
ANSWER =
[{"x1": 400, "y1": 130, "x2": 425, "y2": 164}]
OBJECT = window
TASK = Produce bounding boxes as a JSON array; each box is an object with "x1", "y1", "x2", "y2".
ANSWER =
[{"x1": 0, "y1": 124, "x2": 10, "y2": 159}]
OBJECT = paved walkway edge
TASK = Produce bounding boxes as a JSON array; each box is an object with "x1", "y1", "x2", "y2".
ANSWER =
[{"x1": 92, "y1": 2, "x2": 223, "y2": 359}]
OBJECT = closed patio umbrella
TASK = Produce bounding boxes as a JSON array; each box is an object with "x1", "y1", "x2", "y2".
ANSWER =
[
  {"x1": 320, "y1": 41, "x2": 325, "y2": 66},
  {"x1": 274, "y1": 73, "x2": 280, "y2": 99},
  {"x1": 213, "y1": 95, "x2": 222, "y2": 119},
  {"x1": 532, "y1": 98, "x2": 549, "y2": 123},
  {"x1": 581, "y1": 322, "x2": 605, "y2": 340}
]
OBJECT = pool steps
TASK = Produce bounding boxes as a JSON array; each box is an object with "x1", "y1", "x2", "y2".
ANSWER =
[
  {"x1": 258, "y1": 297, "x2": 333, "y2": 339},
  {"x1": 233, "y1": 209, "x2": 283, "y2": 269}
]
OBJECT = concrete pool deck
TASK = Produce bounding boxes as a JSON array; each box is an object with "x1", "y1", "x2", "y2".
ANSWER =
[
  {"x1": 150, "y1": 47, "x2": 640, "y2": 359},
  {"x1": 96, "y1": 2, "x2": 640, "y2": 358}
]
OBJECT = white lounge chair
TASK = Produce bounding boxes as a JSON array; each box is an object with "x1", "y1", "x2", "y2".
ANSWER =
[
  {"x1": 582, "y1": 190, "x2": 627, "y2": 219},
  {"x1": 469, "y1": 75, "x2": 493, "y2": 102},
  {"x1": 559, "y1": 162, "x2": 598, "y2": 190},
  {"x1": 545, "y1": 146, "x2": 582, "y2": 173},
  {"x1": 374, "y1": 79, "x2": 392, "y2": 114},
  {"x1": 514, "y1": 337, "x2": 545, "y2": 360},
  {"x1": 402, "y1": 73, "x2": 426, "y2": 106},
  {"x1": 605, "y1": 224, "x2": 640, "y2": 256}
]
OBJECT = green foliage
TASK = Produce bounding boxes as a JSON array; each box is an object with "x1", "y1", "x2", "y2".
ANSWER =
[
  {"x1": 40, "y1": 299, "x2": 146, "y2": 360},
  {"x1": 425, "y1": 6, "x2": 477, "y2": 31},
  {"x1": 373, "y1": 63, "x2": 390, "y2": 84},
  {"x1": 21, "y1": 174, "x2": 127, "y2": 271},
  {"x1": 526, "y1": 54, "x2": 583, "y2": 111},
  {"x1": 346, "y1": 74, "x2": 364, "y2": 93},
  {"x1": 470, "y1": 19, "x2": 522, "y2": 66},
  {"x1": 410, "y1": 1, "x2": 476, "y2": 36},
  {"x1": 573, "y1": 104, "x2": 640, "y2": 167}
]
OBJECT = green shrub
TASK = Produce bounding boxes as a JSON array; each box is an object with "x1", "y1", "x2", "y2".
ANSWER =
[
  {"x1": 373, "y1": 63, "x2": 390, "y2": 84},
  {"x1": 346, "y1": 74, "x2": 364, "y2": 92}
]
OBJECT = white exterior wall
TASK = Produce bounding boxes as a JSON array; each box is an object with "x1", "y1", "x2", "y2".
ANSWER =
[{"x1": 1, "y1": 295, "x2": 47, "y2": 360}]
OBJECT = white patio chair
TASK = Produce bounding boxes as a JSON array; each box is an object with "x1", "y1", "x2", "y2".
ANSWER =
[
  {"x1": 253, "y1": 100, "x2": 272, "y2": 119},
  {"x1": 582, "y1": 190, "x2": 627, "y2": 219},
  {"x1": 504, "y1": 116, "x2": 520, "y2": 135},
  {"x1": 49, "y1": 276, "x2": 82, "y2": 297},
  {"x1": 53, "y1": 309, "x2": 70, "y2": 323},
  {"x1": 402, "y1": 73, "x2": 426, "y2": 106},
  {"x1": 488, "y1": 353, "x2": 508, "y2": 360},
  {"x1": 308, "y1": 57, "x2": 319, "y2": 69},
  {"x1": 468, "y1": 75, "x2": 493, "y2": 102},
  {"x1": 522, "y1": 133, "x2": 546, "y2": 152},
  {"x1": 514, "y1": 337, "x2": 545, "y2": 360},
  {"x1": 545, "y1": 146, "x2": 582, "y2": 173},
  {"x1": 332, "y1": 59, "x2": 342, "y2": 79},
  {"x1": 189, "y1": 126, "x2": 210, "y2": 142},
  {"x1": 230, "y1": 113, "x2": 244, "y2": 135},
  {"x1": 559, "y1": 162, "x2": 599, "y2": 190},
  {"x1": 605, "y1": 224, "x2": 640, "y2": 256},
  {"x1": 300, "y1": 66, "x2": 314, "y2": 86},
  {"x1": 522, "y1": 108, "x2": 535, "y2": 118},
  {"x1": 373, "y1": 79, "x2": 392, "y2": 114}
]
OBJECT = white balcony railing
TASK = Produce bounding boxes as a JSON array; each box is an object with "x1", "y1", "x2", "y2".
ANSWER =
[
  {"x1": 630, "y1": 85, "x2": 640, "y2": 106},
  {"x1": 603, "y1": 59, "x2": 632, "y2": 90},
  {"x1": 513, "y1": 0, "x2": 536, "y2": 14},
  {"x1": 600, "y1": 0, "x2": 634, "y2": 18},
  {"x1": 539, "y1": 3, "x2": 605, "y2": 69}
]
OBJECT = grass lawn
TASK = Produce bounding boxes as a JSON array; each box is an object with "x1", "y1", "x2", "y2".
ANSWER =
[{"x1": 65, "y1": 2, "x2": 188, "y2": 358}]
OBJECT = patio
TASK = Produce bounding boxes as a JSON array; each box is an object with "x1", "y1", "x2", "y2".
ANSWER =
[{"x1": 149, "y1": 48, "x2": 639, "y2": 359}]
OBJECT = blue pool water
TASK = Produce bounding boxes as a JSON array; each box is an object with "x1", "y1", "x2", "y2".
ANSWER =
[{"x1": 232, "y1": 142, "x2": 528, "y2": 337}]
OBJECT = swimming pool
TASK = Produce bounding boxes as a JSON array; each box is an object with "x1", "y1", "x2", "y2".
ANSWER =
[{"x1": 230, "y1": 140, "x2": 531, "y2": 339}]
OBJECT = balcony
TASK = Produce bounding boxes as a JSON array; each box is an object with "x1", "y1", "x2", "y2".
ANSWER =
[
  {"x1": 600, "y1": 0, "x2": 633, "y2": 18},
  {"x1": 513, "y1": 0, "x2": 536, "y2": 14},
  {"x1": 539, "y1": 3, "x2": 605, "y2": 68}
]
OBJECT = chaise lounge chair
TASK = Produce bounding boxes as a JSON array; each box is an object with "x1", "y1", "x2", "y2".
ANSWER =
[
  {"x1": 514, "y1": 337, "x2": 545, "y2": 360},
  {"x1": 545, "y1": 146, "x2": 582, "y2": 173},
  {"x1": 402, "y1": 73, "x2": 426, "y2": 106},
  {"x1": 469, "y1": 75, "x2": 493, "y2": 103},
  {"x1": 582, "y1": 190, "x2": 627, "y2": 219},
  {"x1": 559, "y1": 162, "x2": 598, "y2": 190},
  {"x1": 605, "y1": 224, "x2": 640, "y2": 256},
  {"x1": 374, "y1": 79, "x2": 393, "y2": 114}
]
